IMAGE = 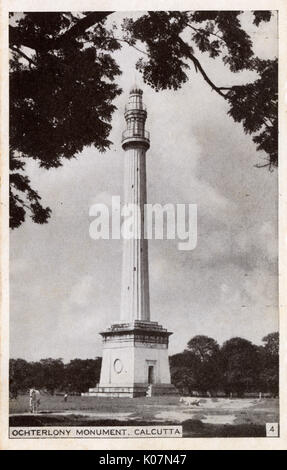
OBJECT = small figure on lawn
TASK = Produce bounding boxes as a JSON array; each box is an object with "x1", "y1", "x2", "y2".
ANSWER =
[{"x1": 29, "y1": 388, "x2": 41, "y2": 413}]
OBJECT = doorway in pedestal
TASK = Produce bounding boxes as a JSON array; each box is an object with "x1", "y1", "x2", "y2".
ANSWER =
[{"x1": 148, "y1": 365, "x2": 154, "y2": 384}]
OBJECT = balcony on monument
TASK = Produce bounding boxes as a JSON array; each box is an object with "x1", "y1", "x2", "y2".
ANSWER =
[
  {"x1": 121, "y1": 129, "x2": 150, "y2": 148},
  {"x1": 125, "y1": 102, "x2": 147, "y2": 113}
]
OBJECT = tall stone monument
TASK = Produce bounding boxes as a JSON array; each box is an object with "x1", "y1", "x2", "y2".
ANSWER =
[{"x1": 88, "y1": 86, "x2": 177, "y2": 397}]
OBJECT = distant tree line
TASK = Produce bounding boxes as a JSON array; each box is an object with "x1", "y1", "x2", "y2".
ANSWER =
[
  {"x1": 9, "y1": 358, "x2": 102, "y2": 397},
  {"x1": 170, "y1": 332, "x2": 278, "y2": 397},
  {"x1": 9, "y1": 332, "x2": 278, "y2": 398}
]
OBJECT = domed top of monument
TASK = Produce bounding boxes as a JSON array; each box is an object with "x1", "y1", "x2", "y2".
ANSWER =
[{"x1": 130, "y1": 83, "x2": 143, "y2": 95}]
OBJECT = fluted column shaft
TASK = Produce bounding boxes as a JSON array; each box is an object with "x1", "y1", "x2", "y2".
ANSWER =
[{"x1": 120, "y1": 143, "x2": 150, "y2": 322}]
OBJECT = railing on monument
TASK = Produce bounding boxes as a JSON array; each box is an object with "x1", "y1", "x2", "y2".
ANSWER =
[
  {"x1": 125, "y1": 102, "x2": 147, "y2": 112},
  {"x1": 122, "y1": 129, "x2": 150, "y2": 141}
]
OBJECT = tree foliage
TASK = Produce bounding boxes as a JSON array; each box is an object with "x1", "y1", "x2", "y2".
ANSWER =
[
  {"x1": 262, "y1": 331, "x2": 279, "y2": 356},
  {"x1": 10, "y1": 12, "x2": 121, "y2": 228},
  {"x1": 9, "y1": 11, "x2": 277, "y2": 228},
  {"x1": 185, "y1": 336, "x2": 223, "y2": 392},
  {"x1": 170, "y1": 332, "x2": 278, "y2": 396},
  {"x1": 65, "y1": 358, "x2": 102, "y2": 393},
  {"x1": 220, "y1": 337, "x2": 260, "y2": 396},
  {"x1": 258, "y1": 332, "x2": 279, "y2": 394},
  {"x1": 187, "y1": 335, "x2": 220, "y2": 361},
  {"x1": 9, "y1": 357, "x2": 102, "y2": 396}
]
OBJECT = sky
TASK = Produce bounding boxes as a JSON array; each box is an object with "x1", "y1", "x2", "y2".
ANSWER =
[{"x1": 10, "y1": 11, "x2": 278, "y2": 362}]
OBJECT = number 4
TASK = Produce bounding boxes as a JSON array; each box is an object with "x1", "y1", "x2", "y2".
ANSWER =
[{"x1": 266, "y1": 423, "x2": 279, "y2": 437}]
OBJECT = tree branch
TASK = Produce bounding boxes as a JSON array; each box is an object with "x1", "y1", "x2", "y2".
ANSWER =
[
  {"x1": 173, "y1": 37, "x2": 229, "y2": 98},
  {"x1": 186, "y1": 23, "x2": 224, "y2": 42},
  {"x1": 9, "y1": 11, "x2": 115, "y2": 51},
  {"x1": 10, "y1": 25, "x2": 42, "y2": 50},
  {"x1": 11, "y1": 46, "x2": 36, "y2": 67},
  {"x1": 101, "y1": 36, "x2": 149, "y2": 56},
  {"x1": 189, "y1": 56, "x2": 229, "y2": 98},
  {"x1": 57, "y1": 11, "x2": 114, "y2": 47}
]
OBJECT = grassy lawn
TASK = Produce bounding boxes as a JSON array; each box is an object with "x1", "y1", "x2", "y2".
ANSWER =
[
  {"x1": 9, "y1": 395, "x2": 279, "y2": 438},
  {"x1": 10, "y1": 394, "x2": 179, "y2": 414}
]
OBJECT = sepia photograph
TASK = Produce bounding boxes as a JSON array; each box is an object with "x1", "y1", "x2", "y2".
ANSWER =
[{"x1": 1, "y1": 2, "x2": 286, "y2": 450}]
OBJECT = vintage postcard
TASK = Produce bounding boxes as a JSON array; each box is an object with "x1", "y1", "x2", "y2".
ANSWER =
[{"x1": 1, "y1": 0, "x2": 287, "y2": 450}]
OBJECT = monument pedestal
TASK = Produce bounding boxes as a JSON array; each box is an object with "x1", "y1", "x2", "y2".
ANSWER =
[{"x1": 85, "y1": 321, "x2": 178, "y2": 397}]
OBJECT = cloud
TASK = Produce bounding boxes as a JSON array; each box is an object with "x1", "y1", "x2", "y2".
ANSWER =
[
  {"x1": 89, "y1": 191, "x2": 115, "y2": 208},
  {"x1": 68, "y1": 275, "x2": 94, "y2": 307}
]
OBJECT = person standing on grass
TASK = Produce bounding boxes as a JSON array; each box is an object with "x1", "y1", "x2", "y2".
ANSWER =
[
  {"x1": 64, "y1": 393, "x2": 68, "y2": 402},
  {"x1": 35, "y1": 389, "x2": 41, "y2": 413},
  {"x1": 29, "y1": 388, "x2": 35, "y2": 413},
  {"x1": 29, "y1": 388, "x2": 40, "y2": 413}
]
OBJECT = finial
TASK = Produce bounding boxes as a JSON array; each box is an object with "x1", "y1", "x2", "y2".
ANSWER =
[
  {"x1": 130, "y1": 83, "x2": 143, "y2": 95},
  {"x1": 130, "y1": 72, "x2": 143, "y2": 95}
]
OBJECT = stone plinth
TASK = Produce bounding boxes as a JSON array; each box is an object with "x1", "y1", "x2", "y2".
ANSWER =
[{"x1": 85, "y1": 321, "x2": 178, "y2": 397}]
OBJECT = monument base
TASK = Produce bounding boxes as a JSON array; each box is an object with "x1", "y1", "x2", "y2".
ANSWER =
[
  {"x1": 83, "y1": 383, "x2": 178, "y2": 398},
  {"x1": 83, "y1": 320, "x2": 178, "y2": 398}
]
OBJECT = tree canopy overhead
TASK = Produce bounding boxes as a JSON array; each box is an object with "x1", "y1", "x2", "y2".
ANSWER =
[{"x1": 9, "y1": 11, "x2": 278, "y2": 229}]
